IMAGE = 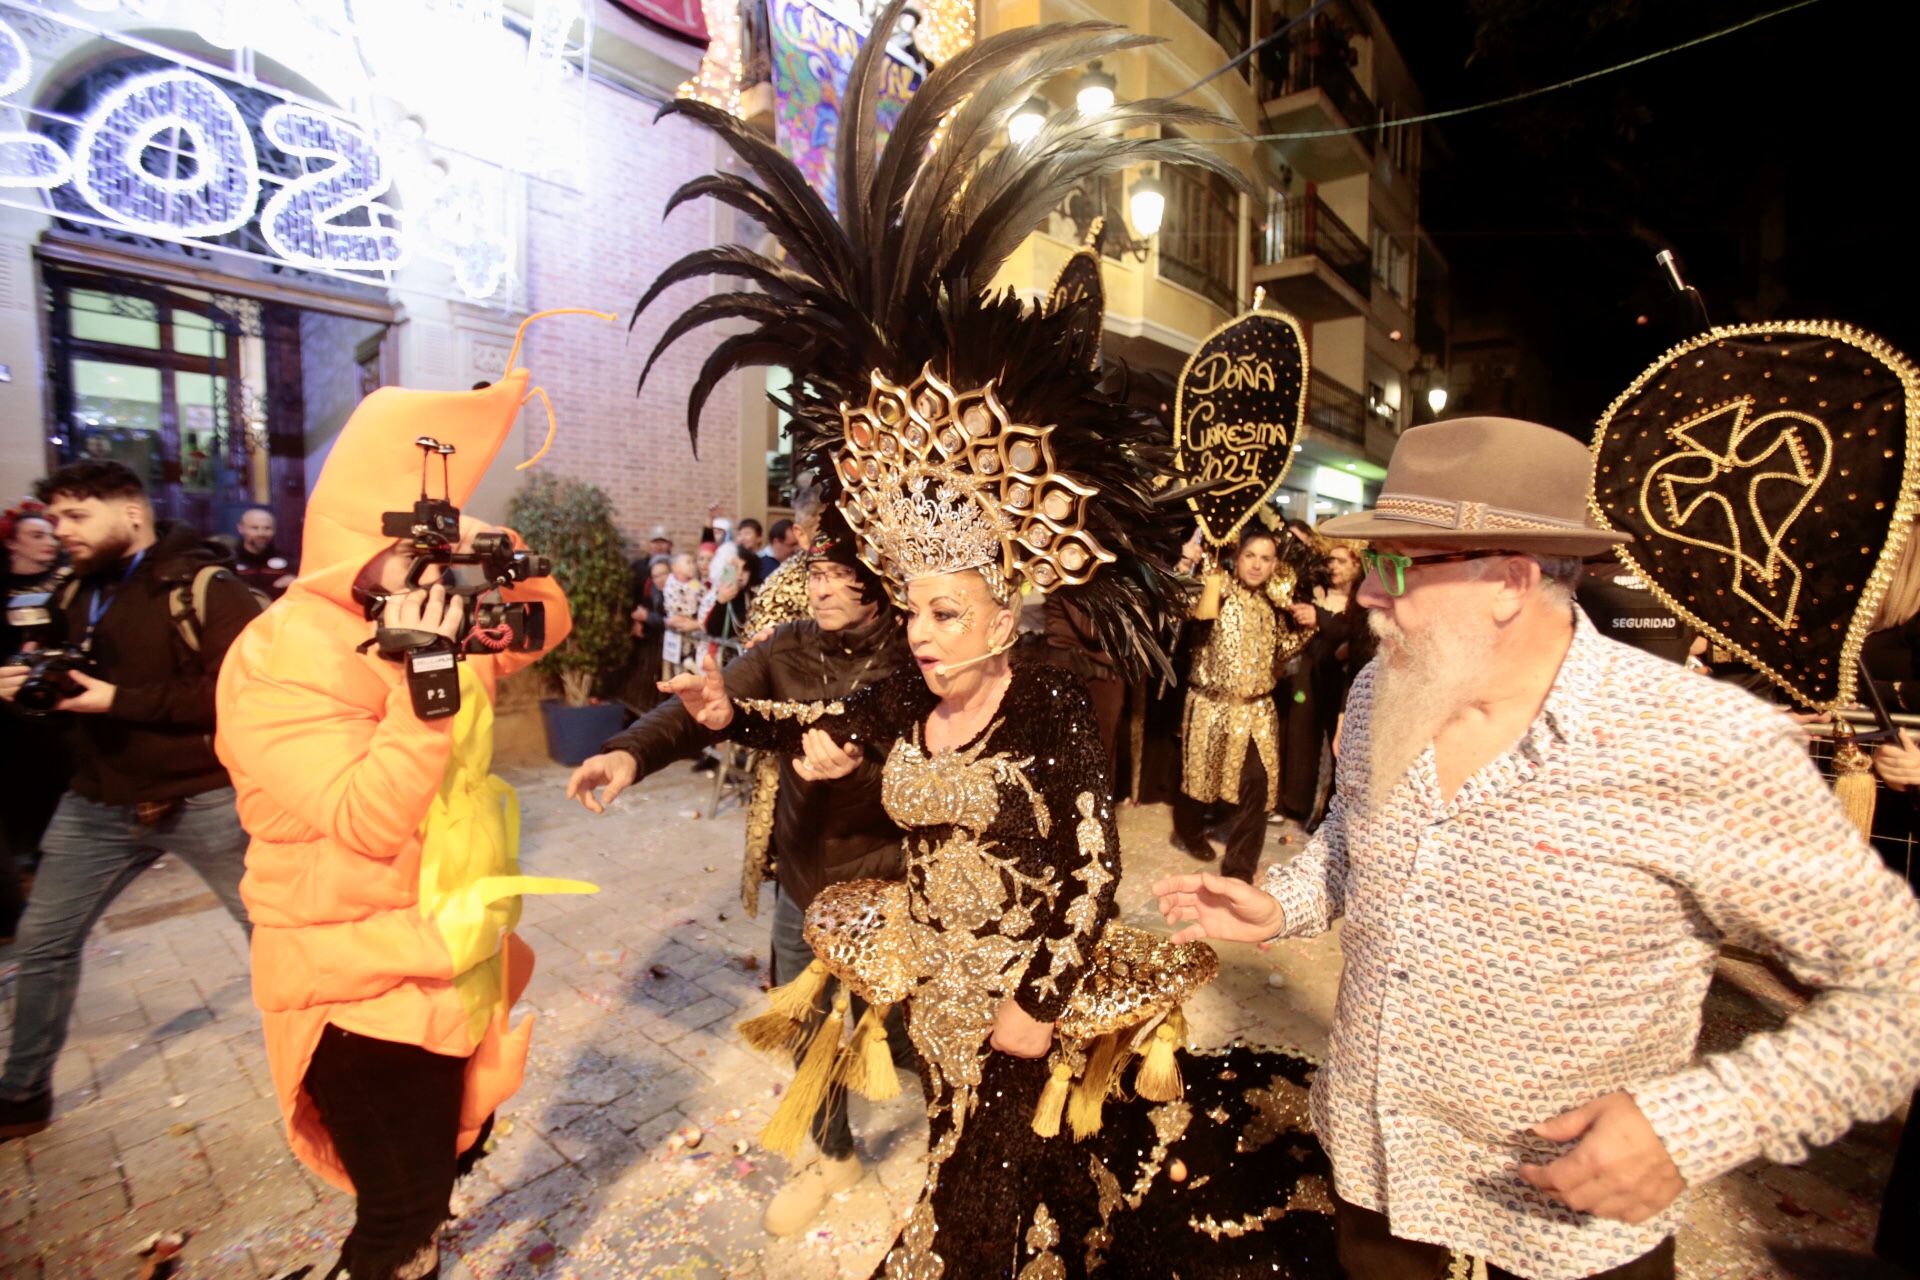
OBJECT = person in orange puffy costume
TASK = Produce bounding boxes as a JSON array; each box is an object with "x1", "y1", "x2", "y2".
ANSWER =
[{"x1": 215, "y1": 365, "x2": 595, "y2": 1280}]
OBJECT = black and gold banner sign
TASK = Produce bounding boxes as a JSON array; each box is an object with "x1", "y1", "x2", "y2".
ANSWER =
[
  {"x1": 1173, "y1": 307, "x2": 1309, "y2": 546},
  {"x1": 1045, "y1": 233, "x2": 1106, "y2": 371},
  {"x1": 1590, "y1": 321, "x2": 1920, "y2": 711}
]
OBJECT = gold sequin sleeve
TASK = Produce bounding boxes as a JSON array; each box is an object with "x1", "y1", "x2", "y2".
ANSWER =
[
  {"x1": 1012, "y1": 668, "x2": 1122, "y2": 1023},
  {"x1": 727, "y1": 664, "x2": 935, "y2": 756}
]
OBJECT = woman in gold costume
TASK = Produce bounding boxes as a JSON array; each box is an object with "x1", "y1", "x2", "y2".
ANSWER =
[{"x1": 634, "y1": 5, "x2": 1341, "y2": 1273}]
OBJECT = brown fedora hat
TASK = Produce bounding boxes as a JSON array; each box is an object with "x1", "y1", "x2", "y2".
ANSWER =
[{"x1": 1317, "y1": 416, "x2": 1631, "y2": 556}]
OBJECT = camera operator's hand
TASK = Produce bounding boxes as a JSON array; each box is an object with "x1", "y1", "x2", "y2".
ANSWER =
[
  {"x1": 660, "y1": 649, "x2": 732, "y2": 730},
  {"x1": 56, "y1": 670, "x2": 117, "y2": 715},
  {"x1": 0, "y1": 640, "x2": 34, "y2": 703},
  {"x1": 382, "y1": 581, "x2": 466, "y2": 641},
  {"x1": 567, "y1": 751, "x2": 639, "y2": 813}
]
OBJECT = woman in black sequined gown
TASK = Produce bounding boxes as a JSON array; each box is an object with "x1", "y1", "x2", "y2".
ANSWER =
[{"x1": 669, "y1": 568, "x2": 1339, "y2": 1279}]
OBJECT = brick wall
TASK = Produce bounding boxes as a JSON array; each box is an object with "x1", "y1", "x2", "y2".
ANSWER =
[{"x1": 515, "y1": 77, "x2": 744, "y2": 557}]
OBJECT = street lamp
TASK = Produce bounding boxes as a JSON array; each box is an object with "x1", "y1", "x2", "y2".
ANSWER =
[
  {"x1": 1426, "y1": 386, "x2": 1448, "y2": 415},
  {"x1": 1127, "y1": 173, "x2": 1165, "y2": 238},
  {"x1": 1008, "y1": 95, "x2": 1048, "y2": 146},
  {"x1": 1075, "y1": 62, "x2": 1116, "y2": 115}
]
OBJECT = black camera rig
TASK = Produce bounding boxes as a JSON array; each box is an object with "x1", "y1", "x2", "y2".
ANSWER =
[{"x1": 362, "y1": 437, "x2": 554, "y2": 719}]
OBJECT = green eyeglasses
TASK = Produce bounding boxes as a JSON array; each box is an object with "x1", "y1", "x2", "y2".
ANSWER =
[{"x1": 1360, "y1": 548, "x2": 1513, "y2": 597}]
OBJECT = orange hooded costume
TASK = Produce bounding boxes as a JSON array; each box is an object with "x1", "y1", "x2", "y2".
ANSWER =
[{"x1": 215, "y1": 369, "x2": 594, "y2": 1192}]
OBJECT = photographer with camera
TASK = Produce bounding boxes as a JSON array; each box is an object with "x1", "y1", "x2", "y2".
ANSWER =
[
  {"x1": 215, "y1": 383, "x2": 591, "y2": 1280},
  {"x1": 0, "y1": 461, "x2": 259, "y2": 1141}
]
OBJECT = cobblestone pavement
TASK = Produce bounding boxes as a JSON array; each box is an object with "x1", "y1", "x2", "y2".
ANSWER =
[{"x1": 1, "y1": 743, "x2": 1913, "y2": 1279}]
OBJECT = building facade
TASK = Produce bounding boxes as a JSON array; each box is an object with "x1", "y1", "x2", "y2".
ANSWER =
[{"x1": 0, "y1": 0, "x2": 757, "y2": 562}]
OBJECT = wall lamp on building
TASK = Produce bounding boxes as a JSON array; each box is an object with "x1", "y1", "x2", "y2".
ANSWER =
[
  {"x1": 1075, "y1": 62, "x2": 1117, "y2": 115},
  {"x1": 1426, "y1": 386, "x2": 1448, "y2": 415},
  {"x1": 1056, "y1": 173, "x2": 1163, "y2": 262}
]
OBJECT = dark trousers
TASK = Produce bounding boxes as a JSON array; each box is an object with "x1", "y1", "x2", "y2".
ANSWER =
[
  {"x1": 1877, "y1": 1087, "x2": 1920, "y2": 1268},
  {"x1": 769, "y1": 886, "x2": 912, "y2": 1161},
  {"x1": 1333, "y1": 1194, "x2": 1675, "y2": 1280},
  {"x1": 1172, "y1": 749, "x2": 1272, "y2": 884},
  {"x1": 305, "y1": 1024, "x2": 490, "y2": 1280}
]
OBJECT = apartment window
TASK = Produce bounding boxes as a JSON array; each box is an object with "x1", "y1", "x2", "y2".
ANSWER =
[
  {"x1": 1170, "y1": 0, "x2": 1250, "y2": 77},
  {"x1": 1370, "y1": 225, "x2": 1409, "y2": 305},
  {"x1": 1378, "y1": 102, "x2": 1420, "y2": 180},
  {"x1": 1160, "y1": 162, "x2": 1239, "y2": 313}
]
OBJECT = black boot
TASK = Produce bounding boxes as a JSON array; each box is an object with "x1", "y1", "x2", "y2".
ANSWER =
[{"x1": 0, "y1": 1090, "x2": 53, "y2": 1142}]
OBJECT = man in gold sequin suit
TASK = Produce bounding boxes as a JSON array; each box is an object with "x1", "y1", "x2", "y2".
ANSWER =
[{"x1": 1174, "y1": 526, "x2": 1316, "y2": 881}]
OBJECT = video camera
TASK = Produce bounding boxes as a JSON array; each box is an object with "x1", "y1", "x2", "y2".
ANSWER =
[{"x1": 362, "y1": 437, "x2": 554, "y2": 719}]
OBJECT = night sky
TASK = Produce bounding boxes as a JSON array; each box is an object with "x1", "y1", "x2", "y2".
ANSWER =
[{"x1": 1370, "y1": 0, "x2": 1918, "y2": 430}]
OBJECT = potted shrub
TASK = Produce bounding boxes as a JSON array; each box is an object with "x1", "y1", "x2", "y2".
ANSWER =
[{"x1": 508, "y1": 474, "x2": 632, "y2": 764}]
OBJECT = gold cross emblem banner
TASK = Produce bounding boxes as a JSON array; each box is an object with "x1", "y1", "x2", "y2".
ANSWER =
[{"x1": 1589, "y1": 321, "x2": 1920, "y2": 711}]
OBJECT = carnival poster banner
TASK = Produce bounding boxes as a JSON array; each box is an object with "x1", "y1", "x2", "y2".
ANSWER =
[
  {"x1": 1044, "y1": 226, "x2": 1106, "y2": 370},
  {"x1": 1590, "y1": 321, "x2": 1920, "y2": 711},
  {"x1": 771, "y1": 0, "x2": 921, "y2": 213},
  {"x1": 1173, "y1": 308, "x2": 1310, "y2": 546}
]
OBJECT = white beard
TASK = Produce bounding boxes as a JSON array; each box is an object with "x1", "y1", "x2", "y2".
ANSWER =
[{"x1": 1363, "y1": 609, "x2": 1497, "y2": 811}]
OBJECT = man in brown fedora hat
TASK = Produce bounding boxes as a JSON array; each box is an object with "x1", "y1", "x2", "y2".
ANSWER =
[{"x1": 1155, "y1": 418, "x2": 1920, "y2": 1280}]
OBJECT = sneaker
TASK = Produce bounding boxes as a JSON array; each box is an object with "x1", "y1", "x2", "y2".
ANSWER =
[
  {"x1": 763, "y1": 1153, "x2": 864, "y2": 1236},
  {"x1": 0, "y1": 1090, "x2": 52, "y2": 1142}
]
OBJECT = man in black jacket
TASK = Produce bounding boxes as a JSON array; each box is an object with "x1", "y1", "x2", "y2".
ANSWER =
[
  {"x1": 0, "y1": 461, "x2": 258, "y2": 1141},
  {"x1": 566, "y1": 508, "x2": 908, "y2": 1235}
]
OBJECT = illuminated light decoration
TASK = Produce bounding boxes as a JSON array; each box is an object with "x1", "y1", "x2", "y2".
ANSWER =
[
  {"x1": 911, "y1": 0, "x2": 974, "y2": 66},
  {"x1": 0, "y1": 17, "x2": 29, "y2": 98},
  {"x1": 73, "y1": 70, "x2": 261, "y2": 238},
  {"x1": 0, "y1": 136, "x2": 74, "y2": 190},
  {"x1": 680, "y1": 0, "x2": 744, "y2": 115},
  {"x1": 420, "y1": 172, "x2": 513, "y2": 299},
  {"x1": 258, "y1": 105, "x2": 406, "y2": 270}
]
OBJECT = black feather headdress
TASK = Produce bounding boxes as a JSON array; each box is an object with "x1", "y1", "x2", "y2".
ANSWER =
[{"x1": 634, "y1": 0, "x2": 1247, "y2": 680}]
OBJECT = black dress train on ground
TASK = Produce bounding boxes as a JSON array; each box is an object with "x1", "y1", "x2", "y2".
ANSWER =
[{"x1": 728, "y1": 652, "x2": 1339, "y2": 1278}]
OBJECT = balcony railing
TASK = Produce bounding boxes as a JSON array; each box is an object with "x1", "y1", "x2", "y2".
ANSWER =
[
  {"x1": 1257, "y1": 193, "x2": 1370, "y2": 297},
  {"x1": 1159, "y1": 165, "x2": 1239, "y2": 313},
  {"x1": 1306, "y1": 371, "x2": 1367, "y2": 446},
  {"x1": 1256, "y1": 10, "x2": 1376, "y2": 144}
]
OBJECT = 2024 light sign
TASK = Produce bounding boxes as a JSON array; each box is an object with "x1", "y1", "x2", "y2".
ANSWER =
[{"x1": 1, "y1": 23, "x2": 486, "y2": 295}]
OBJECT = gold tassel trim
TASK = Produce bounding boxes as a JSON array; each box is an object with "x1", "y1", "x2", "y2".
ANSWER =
[
  {"x1": 1134, "y1": 1017, "x2": 1184, "y2": 1103},
  {"x1": 1832, "y1": 721, "x2": 1878, "y2": 839},
  {"x1": 1068, "y1": 1027, "x2": 1133, "y2": 1141},
  {"x1": 834, "y1": 1002, "x2": 900, "y2": 1101},
  {"x1": 1032, "y1": 1062, "x2": 1073, "y2": 1138},
  {"x1": 758, "y1": 993, "x2": 848, "y2": 1158},
  {"x1": 735, "y1": 958, "x2": 832, "y2": 1057}
]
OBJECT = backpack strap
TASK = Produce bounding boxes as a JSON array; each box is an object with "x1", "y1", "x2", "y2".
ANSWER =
[{"x1": 171, "y1": 564, "x2": 240, "y2": 653}]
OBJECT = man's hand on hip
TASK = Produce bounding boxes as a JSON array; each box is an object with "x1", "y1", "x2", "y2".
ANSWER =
[
  {"x1": 1519, "y1": 1091, "x2": 1684, "y2": 1224},
  {"x1": 1151, "y1": 872, "x2": 1285, "y2": 944}
]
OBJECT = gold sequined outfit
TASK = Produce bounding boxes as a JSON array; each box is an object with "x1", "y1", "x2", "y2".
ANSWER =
[
  {"x1": 733, "y1": 658, "x2": 1341, "y2": 1279},
  {"x1": 1182, "y1": 577, "x2": 1297, "y2": 810}
]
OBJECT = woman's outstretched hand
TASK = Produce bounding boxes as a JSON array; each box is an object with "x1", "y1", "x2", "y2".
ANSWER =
[
  {"x1": 990, "y1": 998, "x2": 1054, "y2": 1059},
  {"x1": 659, "y1": 649, "x2": 732, "y2": 730},
  {"x1": 1151, "y1": 872, "x2": 1286, "y2": 945}
]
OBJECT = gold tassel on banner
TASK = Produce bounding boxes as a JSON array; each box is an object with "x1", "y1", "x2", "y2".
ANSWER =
[
  {"x1": 834, "y1": 1002, "x2": 900, "y2": 1101},
  {"x1": 1831, "y1": 720, "x2": 1878, "y2": 839},
  {"x1": 758, "y1": 993, "x2": 849, "y2": 1158},
  {"x1": 1134, "y1": 1012, "x2": 1186, "y2": 1103},
  {"x1": 1032, "y1": 1062, "x2": 1074, "y2": 1138},
  {"x1": 735, "y1": 958, "x2": 832, "y2": 1055},
  {"x1": 1068, "y1": 1027, "x2": 1133, "y2": 1140}
]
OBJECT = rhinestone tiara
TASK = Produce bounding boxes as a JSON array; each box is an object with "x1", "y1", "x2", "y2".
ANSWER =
[{"x1": 834, "y1": 365, "x2": 1115, "y2": 604}]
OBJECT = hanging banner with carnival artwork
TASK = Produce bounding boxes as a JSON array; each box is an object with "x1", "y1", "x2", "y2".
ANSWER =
[
  {"x1": 1044, "y1": 219, "x2": 1106, "y2": 371},
  {"x1": 1589, "y1": 321, "x2": 1920, "y2": 711},
  {"x1": 1173, "y1": 306, "x2": 1310, "y2": 547},
  {"x1": 770, "y1": 0, "x2": 922, "y2": 213}
]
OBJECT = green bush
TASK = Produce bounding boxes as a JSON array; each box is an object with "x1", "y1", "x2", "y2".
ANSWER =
[{"x1": 508, "y1": 474, "x2": 631, "y2": 707}]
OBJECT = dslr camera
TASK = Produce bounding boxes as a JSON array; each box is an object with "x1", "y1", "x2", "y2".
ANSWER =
[{"x1": 4, "y1": 644, "x2": 92, "y2": 715}]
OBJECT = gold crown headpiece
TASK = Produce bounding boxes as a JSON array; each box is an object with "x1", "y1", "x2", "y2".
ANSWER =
[{"x1": 834, "y1": 365, "x2": 1115, "y2": 605}]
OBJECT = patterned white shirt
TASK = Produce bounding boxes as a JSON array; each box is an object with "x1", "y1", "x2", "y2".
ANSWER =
[{"x1": 1264, "y1": 609, "x2": 1920, "y2": 1279}]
